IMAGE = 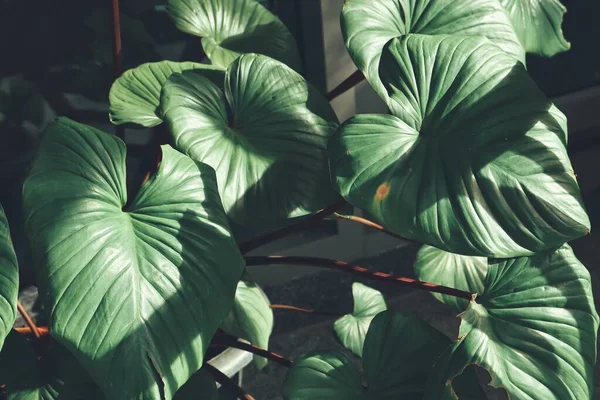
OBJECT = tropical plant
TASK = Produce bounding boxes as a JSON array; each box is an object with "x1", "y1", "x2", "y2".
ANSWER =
[{"x1": 0, "y1": 0, "x2": 597, "y2": 399}]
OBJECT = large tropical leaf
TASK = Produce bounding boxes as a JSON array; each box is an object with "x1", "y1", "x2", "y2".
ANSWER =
[
  {"x1": 166, "y1": 0, "x2": 300, "y2": 70},
  {"x1": 333, "y1": 282, "x2": 386, "y2": 357},
  {"x1": 220, "y1": 274, "x2": 273, "y2": 370},
  {"x1": 22, "y1": 118, "x2": 245, "y2": 399},
  {"x1": 341, "y1": 0, "x2": 525, "y2": 105},
  {"x1": 162, "y1": 54, "x2": 340, "y2": 227},
  {"x1": 425, "y1": 245, "x2": 599, "y2": 400},
  {"x1": 109, "y1": 61, "x2": 224, "y2": 128},
  {"x1": 329, "y1": 34, "x2": 589, "y2": 257},
  {"x1": 414, "y1": 246, "x2": 486, "y2": 311},
  {"x1": 0, "y1": 205, "x2": 18, "y2": 350},
  {"x1": 499, "y1": 0, "x2": 569, "y2": 57},
  {"x1": 174, "y1": 368, "x2": 217, "y2": 400}
]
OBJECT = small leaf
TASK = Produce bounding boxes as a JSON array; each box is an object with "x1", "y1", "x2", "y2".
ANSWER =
[
  {"x1": 220, "y1": 274, "x2": 273, "y2": 370},
  {"x1": 341, "y1": 0, "x2": 525, "y2": 106},
  {"x1": 23, "y1": 118, "x2": 245, "y2": 399},
  {"x1": 162, "y1": 54, "x2": 340, "y2": 227},
  {"x1": 499, "y1": 0, "x2": 570, "y2": 57},
  {"x1": 425, "y1": 245, "x2": 599, "y2": 400},
  {"x1": 166, "y1": 0, "x2": 301, "y2": 70},
  {"x1": 0, "y1": 205, "x2": 18, "y2": 350},
  {"x1": 282, "y1": 351, "x2": 363, "y2": 400},
  {"x1": 414, "y1": 246, "x2": 487, "y2": 311},
  {"x1": 329, "y1": 34, "x2": 589, "y2": 257},
  {"x1": 109, "y1": 61, "x2": 224, "y2": 128},
  {"x1": 174, "y1": 368, "x2": 218, "y2": 400},
  {"x1": 333, "y1": 283, "x2": 386, "y2": 357}
]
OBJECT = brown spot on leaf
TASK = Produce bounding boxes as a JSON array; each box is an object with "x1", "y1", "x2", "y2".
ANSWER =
[{"x1": 375, "y1": 183, "x2": 390, "y2": 201}]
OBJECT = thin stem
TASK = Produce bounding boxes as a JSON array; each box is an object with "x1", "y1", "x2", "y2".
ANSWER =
[
  {"x1": 14, "y1": 326, "x2": 49, "y2": 336},
  {"x1": 334, "y1": 213, "x2": 420, "y2": 244},
  {"x1": 327, "y1": 70, "x2": 365, "y2": 102},
  {"x1": 211, "y1": 334, "x2": 293, "y2": 368},
  {"x1": 16, "y1": 302, "x2": 41, "y2": 339},
  {"x1": 111, "y1": 0, "x2": 125, "y2": 140},
  {"x1": 238, "y1": 199, "x2": 348, "y2": 254},
  {"x1": 246, "y1": 256, "x2": 475, "y2": 300},
  {"x1": 203, "y1": 364, "x2": 256, "y2": 400},
  {"x1": 269, "y1": 304, "x2": 342, "y2": 317}
]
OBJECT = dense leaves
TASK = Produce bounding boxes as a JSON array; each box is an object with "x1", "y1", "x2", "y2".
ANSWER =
[
  {"x1": 341, "y1": 0, "x2": 525, "y2": 105},
  {"x1": 109, "y1": 61, "x2": 224, "y2": 128},
  {"x1": 425, "y1": 246, "x2": 598, "y2": 400},
  {"x1": 166, "y1": 0, "x2": 301, "y2": 70},
  {"x1": 329, "y1": 34, "x2": 589, "y2": 257},
  {"x1": 162, "y1": 54, "x2": 340, "y2": 227},
  {"x1": 333, "y1": 283, "x2": 386, "y2": 357},
  {"x1": 0, "y1": 205, "x2": 18, "y2": 350},
  {"x1": 23, "y1": 118, "x2": 245, "y2": 399}
]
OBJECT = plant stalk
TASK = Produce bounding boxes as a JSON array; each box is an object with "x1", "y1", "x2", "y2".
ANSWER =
[
  {"x1": 246, "y1": 256, "x2": 475, "y2": 300},
  {"x1": 16, "y1": 302, "x2": 41, "y2": 339},
  {"x1": 334, "y1": 213, "x2": 420, "y2": 244},
  {"x1": 203, "y1": 364, "x2": 256, "y2": 400},
  {"x1": 327, "y1": 70, "x2": 365, "y2": 102},
  {"x1": 270, "y1": 304, "x2": 342, "y2": 317},
  {"x1": 111, "y1": 0, "x2": 125, "y2": 140},
  {"x1": 211, "y1": 334, "x2": 293, "y2": 368}
]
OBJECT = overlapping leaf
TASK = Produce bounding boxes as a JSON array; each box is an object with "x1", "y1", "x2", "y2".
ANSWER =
[
  {"x1": 166, "y1": 0, "x2": 300, "y2": 70},
  {"x1": 499, "y1": 0, "x2": 570, "y2": 57},
  {"x1": 341, "y1": 0, "x2": 525, "y2": 105},
  {"x1": 0, "y1": 205, "x2": 17, "y2": 351},
  {"x1": 220, "y1": 275, "x2": 273, "y2": 369},
  {"x1": 162, "y1": 54, "x2": 340, "y2": 227},
  {"x1": 329, "y1": 34, "x2": 589, "y2": 257},
  {"x1": 333, "y1": 283, "x2": 386, "y2": 357},
  {"x1": 174, "y1": 368, "x2": 218, "y2": 400},
  {"x1": 109, "y1": 61, "x2": 224, "y2": 127},
  {"x1": 425, "y1": 245, "x2": 599, "y2": 400},
  {"x1": 23, "y1": 118, "x2": 245, "y2": 399},
  {"x1": 414, "y1": 246, "x2": 487, "y2": 311}
]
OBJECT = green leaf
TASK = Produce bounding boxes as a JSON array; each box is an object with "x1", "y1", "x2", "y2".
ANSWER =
[
  {"x1": 0, "y1": 205, "x2": 18, "y2": 350},
  {"x1": 414, "y1": 246, "x2": 486, "y2": 311},
  {"x1": 341, "y1": 0, "x2": 525, "y2": 106},
  {"x1": 499, "y1": 0, "x2": 569, "y2": 57},
  {"x1": 282, "y1": 351, "x2": 364, "y2": 400},
  {"x1": 23, "y1": 118, "x2": 245, "y2": 399},
  {"x1": 109, "y1": 61, "x2": 225, "y2": 128},
  {"x1": 162, "y1": 54, "x2": 340, "y2": 227},
  {"x1": 174, "y1": 368, "x2": 218, "y2": 400},
  {"x1": 362, "y1": 311, "x2": 449, "y2": 399},
  {"x1": 425, "y1": 245, "x2": 599, "y2": 400},
  {"x1": 220, "y1": 274, "x2": 273, "y2": 370},
  {"x1": 333, "y1": 283, "x2": 386, "y2": 357},
  {"x1": 166, "y1": 0, "x2": 301, "y2": 70},
  {"x1": 329, "y1": 34, "x2": 589, "y2": 257}
]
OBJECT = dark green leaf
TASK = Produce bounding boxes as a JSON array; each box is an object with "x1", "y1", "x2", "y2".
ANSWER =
[
  {"x1": 330, "y1": 34, "x2": 589, "y2": 257},
  {"x1": 174, "y1": 368, "x2": 218, "y2": 400},
  {"x1": 162, "y1": 55, "x2": 340, "y2": 227},
  {"x1": 0, "y1": 205, "x2": 18, "y2": 350},
  {"x1": 23, "y1": 118, "x2": 245, "y2": 399}
]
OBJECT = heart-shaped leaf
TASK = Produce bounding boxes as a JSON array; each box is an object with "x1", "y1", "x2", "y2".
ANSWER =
[
  {"x1": 174, "y1": 368, "x2": 217, "y2": 400},
  {"x1": 0, "y1": 205, "x2": 18, "y2": 350},
  {"x1": 329, "y1": 34, "x2": 589, "y2": 257},
  {"x1": 414, "y1": 246, "x2": 487, "y2": 311},
  {"x1": 499, "y1": 0, "x2": 569, "y2": 57},
  {"x1": 341, "y1": 0, "x2": 525, "y2": 106},
  {"x1": 333, "y1": 283, "x2": 386, "y2": 357},
  {"x1": 23, "y1": 118, "x2": 245, "y2": 399},
  {"x1": 425, "y1": 245, "x2": 599, "y2": 400},
  {"x1": 109, "y1": 61, "x2": 224, "y2": 128},
  {"x1": 162, "y1": 54, "x2": 340, "y2": 227},
  {"x1": 220, "y1": 274, "x2": 273, "y2": 370},
  {"x1": 282, "y1": 351, "x2": 364, "y2": 400},
  {"x1": 166, "y1": 0, "x2": 301, "y2": 70}
]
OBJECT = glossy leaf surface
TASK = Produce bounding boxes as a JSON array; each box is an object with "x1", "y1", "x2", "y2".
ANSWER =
[
  {"x1": 23, "y1": 118, "x2": 245, "y2": 399},
  {"x1": 162, "y1": 55, "x2": 339, "y2": 227},
  {"x1": 341, "y1": 0, "x2": 525, "y2": 104},
  {"x1": 220, "y1": 275, "x2": 273, "y2": 369},
  {"x1": 499, "y1": 0, "x2": 569, "y2": 56},
  {"x1": 0, "y1": 205, "x2": 18, "y2": 350},
  {"x1": 330, "y1": 35, "x2": 589, "y2": 257},
  {"x1": 414, "y1": 246, "x2": 486, "y2": 311},
  {"x1": 109, "y1": 61, "x2": 224, "y2": 127},
  {"x1": 166, "y1": 0, "x2": 300, "y2": 70},
  {"x1": 426, "y1": 246, "x2": 599, "y2": 400},
  {"x1": 333, "y1": 283, "x2": 386, "y2": 357}
]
